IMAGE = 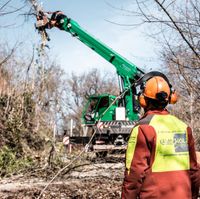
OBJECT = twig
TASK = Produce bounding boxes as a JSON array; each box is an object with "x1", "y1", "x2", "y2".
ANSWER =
[{"x1": 0, "y1": 0, "x2": 11, "y2": 11}]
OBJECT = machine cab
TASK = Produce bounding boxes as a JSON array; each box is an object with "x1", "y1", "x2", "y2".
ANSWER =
[{"x1": 82, "y1": 94, "x2": 117, "y2": 125}]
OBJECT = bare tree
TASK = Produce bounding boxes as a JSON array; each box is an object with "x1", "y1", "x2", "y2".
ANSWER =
[
  {"x1": 63, "y1": 69, "x2": 119, "y2": 135},
  {"x1": 123, "y1": 0, "x2": 200, "y2": 147},
  {"x1": 0, "y1": 38, "x2": 71, "y2": 169}
]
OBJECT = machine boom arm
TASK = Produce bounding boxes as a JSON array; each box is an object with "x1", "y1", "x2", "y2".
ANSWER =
[
  {"x1": 60, "y1": 17, "x2": 144, "y2": 80},
  {"x1": 36, "y1": 12, "x2": 144, "y2": 120}
]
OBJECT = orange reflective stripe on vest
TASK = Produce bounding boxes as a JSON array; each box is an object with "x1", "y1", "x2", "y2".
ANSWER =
[{"x1": 150, "y1": 114, "x2": 190, "y2": 172}]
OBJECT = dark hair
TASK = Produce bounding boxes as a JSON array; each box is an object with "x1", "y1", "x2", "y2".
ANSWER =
[{"x1": 145, "y1": 96, "x2": 168, "y2": 110}]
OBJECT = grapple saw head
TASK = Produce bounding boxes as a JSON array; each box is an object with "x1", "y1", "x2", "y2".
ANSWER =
[{"x1": 35, "y1": 10, "x2": 52, "y2": 42}]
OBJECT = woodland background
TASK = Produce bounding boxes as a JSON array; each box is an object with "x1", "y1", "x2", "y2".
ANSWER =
[{"x1": 0, "y1": 0, "x2": 199, "y2": 178}]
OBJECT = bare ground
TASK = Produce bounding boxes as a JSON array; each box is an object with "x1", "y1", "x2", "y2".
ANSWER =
[{"x1": 0, "y1": 154, "x2": 125, "y2": 199}]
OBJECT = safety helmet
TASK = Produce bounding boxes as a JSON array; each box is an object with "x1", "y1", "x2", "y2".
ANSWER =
[{"x1": 137, "y1": 71, "x2": 178, "y2": 108}]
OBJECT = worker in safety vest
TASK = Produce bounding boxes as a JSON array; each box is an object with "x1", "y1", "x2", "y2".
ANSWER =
[{"x1": 122, "y1": 71, "x2": 200, "y2": 199}]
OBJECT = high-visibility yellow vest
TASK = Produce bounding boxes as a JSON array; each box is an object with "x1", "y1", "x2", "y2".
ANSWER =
[{"x1": 126, "y1": 114, "x2": 190, "y2": 173}]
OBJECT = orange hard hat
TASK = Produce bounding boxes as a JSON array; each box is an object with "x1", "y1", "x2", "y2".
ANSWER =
[
  {"x1": 143, "y1": 76, "x2": 170, "y2": 100},
  {"x1": 137, "y1": 71, "x2": 178, "y2": 108}
]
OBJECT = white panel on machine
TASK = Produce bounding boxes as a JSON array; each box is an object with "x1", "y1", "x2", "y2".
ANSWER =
[{"x1": 115, "y1": 107, "x2": 126, "y2": 121}]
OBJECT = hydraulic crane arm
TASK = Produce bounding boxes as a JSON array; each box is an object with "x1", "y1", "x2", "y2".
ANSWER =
[
  {"x1": 36, "y1": 11, "x2": 144, "y2": 80},
  {"x1": 36, "y1": 11, "x2": 144, "y2": 120},
  {"x1": 59, "y1": 16, "x2": 144, "y2": 80}
]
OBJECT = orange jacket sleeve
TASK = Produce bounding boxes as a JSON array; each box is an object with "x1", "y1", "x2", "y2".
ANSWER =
[
  {"x1": 121, "y1": 125, "x2": 155, "y2": 199},
  {"x1": 187, "y1": 127, "x2": 200, "y2": 199}
]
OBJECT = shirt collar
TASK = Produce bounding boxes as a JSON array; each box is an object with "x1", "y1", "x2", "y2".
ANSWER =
[{"x1": 143, "y1": 109, "x2": 169, "y2": 118}]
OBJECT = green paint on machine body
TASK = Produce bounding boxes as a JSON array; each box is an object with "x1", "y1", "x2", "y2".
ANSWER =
[{"x1": 59, "y1": 16, "x2": 144, "y2": 123}]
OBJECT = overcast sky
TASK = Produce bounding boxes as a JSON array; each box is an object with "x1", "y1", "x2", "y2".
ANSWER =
[{"x1": 0, "y1": 0, "x2": 160, "y2": 75}]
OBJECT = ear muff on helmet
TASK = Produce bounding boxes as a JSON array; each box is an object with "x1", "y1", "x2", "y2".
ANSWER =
[
  {"x1": 139, "y1": 94, "x2": 147, "y2": 108},
  {"x1": 136, "y1": 71, "x2": 178, "y2": 108},
  {"x1": 169, "y1": 90, "x2": 178, "y2": 104}
]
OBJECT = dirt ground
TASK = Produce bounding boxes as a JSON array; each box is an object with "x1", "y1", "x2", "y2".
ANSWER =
[
  {"x1": 0, "y1": 154, "x2": 125, "y2": 199},
  {"x1": 1, "y1": 151, "x2": 199, "y2": 199},
  {"x1": 0, "y1": 178, "x2": 122, "y2": 199}
]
